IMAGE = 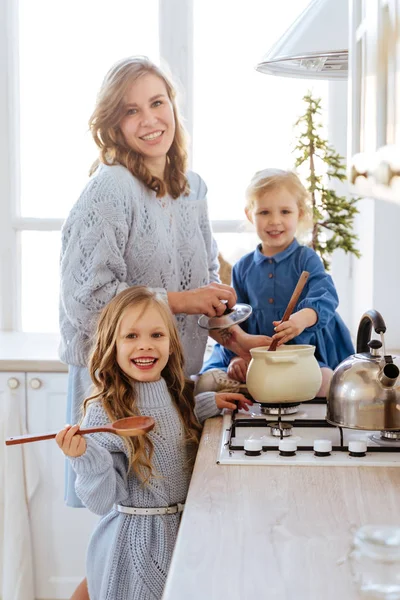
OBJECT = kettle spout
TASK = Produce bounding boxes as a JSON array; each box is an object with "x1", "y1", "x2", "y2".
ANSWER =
[{"x1": 378, "y1": 362, "x2": 400, "y2": 388}]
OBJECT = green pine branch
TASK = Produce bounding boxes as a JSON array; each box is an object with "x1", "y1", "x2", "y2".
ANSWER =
[{"x1": 293, "y1": 91, "x2": 361, "y2": 270}]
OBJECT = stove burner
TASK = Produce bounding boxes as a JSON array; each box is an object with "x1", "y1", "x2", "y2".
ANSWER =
[
  {"x1": 269, "y1": 422, "x2": 293, "y2": 437},
  {"x1": 260, "y1": 404, "x2": 299, "y2": 415},
  {"x1": 380, "y1": 430, "x2": 400, "y2": 440},
  {"x1": 369, "y1": 433, "x2": 400, "y2": 447}
]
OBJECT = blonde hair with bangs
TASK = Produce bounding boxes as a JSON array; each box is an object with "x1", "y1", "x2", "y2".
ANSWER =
[
  {"x1": 245, "y1": 168, "x2": 312, "y2": 225},
  {"x1": 89, "y1": 56, "x2": 189, "y2": 199},
  {"x1": 83, "y1": 286, "x2": 202, "y2": 483}
]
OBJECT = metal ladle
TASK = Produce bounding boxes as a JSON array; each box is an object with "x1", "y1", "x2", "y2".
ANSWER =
[{"x1": 5, "y1": 416, "x2": 155, "y2": 446}]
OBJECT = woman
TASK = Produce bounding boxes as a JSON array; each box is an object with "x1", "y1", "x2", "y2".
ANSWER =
[{"x1": 59, "y1": 56, "x2": 270, "y2": 599}]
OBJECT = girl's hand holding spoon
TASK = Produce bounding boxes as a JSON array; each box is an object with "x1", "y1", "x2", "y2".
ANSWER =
[{"x1": 56, "y1": 424, "x2": 87, "y2": 457}]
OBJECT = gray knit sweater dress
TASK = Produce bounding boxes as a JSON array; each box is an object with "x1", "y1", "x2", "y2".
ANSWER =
[
  {"x1": 59, "y1": 163, "x2": 219, "y2": 375},
  {"x1": 70, "y1": 378, "x2": 220, "y2": 600},
  {"x1": 59, "y1": 164, "x2": 221, "y2": 506}
]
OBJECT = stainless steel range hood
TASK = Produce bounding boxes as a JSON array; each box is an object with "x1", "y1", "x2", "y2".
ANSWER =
[{"x1": 256, "y1": 0, "x2": 348, "y2": 80}]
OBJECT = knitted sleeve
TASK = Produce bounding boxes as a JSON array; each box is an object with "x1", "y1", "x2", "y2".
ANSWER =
[
  {"x1": 70, "y1": 438, "x2": 130, "y2": 515},
  {"x1": 190, "y1": 172, "x2": 220, "y2": 285},
  {"x1": 69, "y1": 401, "x2": 131, "y2": 515},
  {"x1": 194, "y1": 391, "x2": 221, "y2": 423},
  {"x1": 60, "y1": 170, "x2": 134, "y2": 336},
  {"x1": 79, "y1": 401, "x2": 129, "y2": 454}
]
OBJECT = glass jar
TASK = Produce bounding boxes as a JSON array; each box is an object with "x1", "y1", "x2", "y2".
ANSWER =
[{"x1": 349, "y1": 525, "x2": 400, "y2": 599}]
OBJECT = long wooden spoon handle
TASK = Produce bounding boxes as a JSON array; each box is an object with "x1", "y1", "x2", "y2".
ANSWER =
[
  {"x1": 268, "y1": 270, "x2": 310, "y2": 352},
  {"x1": 5, "y1": 426, "x2": 112, "y2": 446},
  {"x1": 6, "y1": 431, "x2": 60, "y2": 445}
]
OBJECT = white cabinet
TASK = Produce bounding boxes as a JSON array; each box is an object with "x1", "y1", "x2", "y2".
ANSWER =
[
  {"x1": 1, "y1": 371, "x2": 98, "y2": 600},
  {"x1": 348, "y1": 0, "x2": 400, "y2": 200}
]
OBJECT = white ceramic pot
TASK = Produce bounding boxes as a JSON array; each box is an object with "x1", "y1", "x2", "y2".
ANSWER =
[{"x1": 246, "y1": 345, "x2": 322, "y2": 403}]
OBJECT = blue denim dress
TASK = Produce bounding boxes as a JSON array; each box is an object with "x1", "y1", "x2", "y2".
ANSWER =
[{"x1": 202, "y1": 239, "x2": 354, "y2": 373}]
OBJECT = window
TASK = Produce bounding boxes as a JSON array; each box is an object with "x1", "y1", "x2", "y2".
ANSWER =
[
  {"x1": 2, "y1": 0, "x2": 333, "y2": 333},
  {"x1": 14, "y1": 0, "x2": 159, "y2": 332},
  {"x1": 19, "y1": 0, "x2": 159, "y2": 220},
  {"x1": 193, "y1": 0, "x2": 328, "y2": 265}
]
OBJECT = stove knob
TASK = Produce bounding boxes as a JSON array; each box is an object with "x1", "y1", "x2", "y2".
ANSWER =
[
  {"x1": 244, "y1": 438, "x2": 262, "y2": 456},
  {"x1": 348, "y1": 440, "x2": 367, "y2": 457},
  {"x1": 314, "y1": 439, "x2": 332, "y2": 456},
  {"x1": 279, "y1": 439, "x2": 297, "y2": 456}
]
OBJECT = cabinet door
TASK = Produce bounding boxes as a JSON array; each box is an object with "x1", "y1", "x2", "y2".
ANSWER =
[{"x1": 26, "y1": 372, "x2": 98, "y2": 600}]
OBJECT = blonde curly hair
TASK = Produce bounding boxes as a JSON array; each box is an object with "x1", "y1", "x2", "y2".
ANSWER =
[
  {"x1": 245, "y1": 168, "x2": 312, "y2": 226},
  {"x1": 83, "y1": 286, "x2": 201, "y2": 483},
  {"x1": 89, "y1": 56, "x2": 189, "y2": 199}
]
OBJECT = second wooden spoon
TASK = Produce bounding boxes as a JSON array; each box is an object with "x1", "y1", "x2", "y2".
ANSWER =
[
  {"x1": 5, "y1": 415, "x2": 155, "y2": 446},
  {"x1": 268, "y1": 270, "x2": 310, "y2": 352}
]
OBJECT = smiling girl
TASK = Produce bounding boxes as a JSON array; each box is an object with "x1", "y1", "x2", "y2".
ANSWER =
[
  {"x1": 198, "y1": 168, "x2": 354, "y2": 397},
  {"x1": 57, "y1": 286, "x2": 251, "y2": 600}
]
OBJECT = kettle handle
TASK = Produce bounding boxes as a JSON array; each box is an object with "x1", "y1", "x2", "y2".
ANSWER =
[{"x1": 356, "y1": 310, "x2": 387, "y2": 353}]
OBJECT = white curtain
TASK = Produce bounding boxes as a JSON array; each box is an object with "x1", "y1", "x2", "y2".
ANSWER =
[{"x1": 0, "y1": 384, "x2": 39, "y2": 600}]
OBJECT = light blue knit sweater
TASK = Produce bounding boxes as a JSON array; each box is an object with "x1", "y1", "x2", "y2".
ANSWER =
[
  {"x1": 59, "y1": 163, "x2": 219, "y2": 377},
  {"x1": 70, "y1": 378, "x2": 219, "y2": 600},
  {"x1": 60, "y1": 164, "x2": 221, "y2": 508}
]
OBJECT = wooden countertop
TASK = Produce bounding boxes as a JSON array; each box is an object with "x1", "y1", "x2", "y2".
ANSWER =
[
  {"x1": 163, "y1": 417, "x2": 400, "y2": 600},
  {"x1": 0, "y1": 332, "x2": 67, "y2": 372}
]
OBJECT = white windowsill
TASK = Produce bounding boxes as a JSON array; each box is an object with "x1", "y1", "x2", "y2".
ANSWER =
[{"x1": 0, "y1": 332, "x2": 67, "y2": 372}]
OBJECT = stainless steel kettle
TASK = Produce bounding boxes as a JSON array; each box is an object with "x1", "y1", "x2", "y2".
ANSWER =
[{"x1": 327, "y1": 310, "x2": 400, "y2": 431}]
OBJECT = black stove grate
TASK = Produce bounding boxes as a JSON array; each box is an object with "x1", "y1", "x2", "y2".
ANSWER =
[{"x1": 229, "y1": 407, "x2": 400, "y2": 454}]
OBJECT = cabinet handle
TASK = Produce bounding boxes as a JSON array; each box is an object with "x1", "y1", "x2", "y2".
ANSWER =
[
  {"x1": 7, "y1": 377, "x2": 20, "y2": 390},
  {"x1": 350, "y1": 153, "x2": 369, "y2": 184},
  {"x1": 372, "y1": 145, "x2": 400, "y2": 186},
  {"x1": 29, "y1": 378, "x2": 42, "y2": 390}
]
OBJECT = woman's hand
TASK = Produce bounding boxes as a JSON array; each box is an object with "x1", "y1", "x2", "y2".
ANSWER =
[
  {"x1": 237, "y1": 332, "x2": 273, "y2": 356},
  {"x1": 168, "y1": 283, "x2": 237, "y2": 317},
  {"x1": 215, "y1": 392, "x2": 253, "y2": 412},
  {"x1": 214, "y1": 329, "x2": 272, "y2": 361},
  {"x1": 272, "y1": 308, "x2": 317, "y2": 345},
  {"x1": 55, "y1": 424, "x2": 87, "y2": 457},
  {"x1": 227, "y1": 357, "x2": 249, "y2": 382}
]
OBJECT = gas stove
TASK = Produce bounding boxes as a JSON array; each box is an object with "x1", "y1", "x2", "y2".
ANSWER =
[{"x1": 217, "y1": 399, "x2": 400, "y2": 467}]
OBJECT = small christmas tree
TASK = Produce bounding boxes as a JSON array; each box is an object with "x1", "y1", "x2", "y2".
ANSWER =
[{"x1": 293, "y1": 92, "x2": 361, "y2": 270}]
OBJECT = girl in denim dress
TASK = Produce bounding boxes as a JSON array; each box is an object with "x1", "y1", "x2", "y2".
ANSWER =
[{"x1": 198, "y1": 168, "x2": 354, "y2": 398}]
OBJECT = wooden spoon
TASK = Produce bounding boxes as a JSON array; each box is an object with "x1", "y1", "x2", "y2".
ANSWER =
[
  {"x1": 5, "y1": 415, "x2": 155, "y2": 446},
  {"x1": 268, "y1": 270, "x2": 310, "y2": 352}
]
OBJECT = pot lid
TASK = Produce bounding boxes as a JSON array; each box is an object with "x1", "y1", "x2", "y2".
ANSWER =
[{"x1": 198, "y1": 303, "x2": 252, "y2": 330}]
